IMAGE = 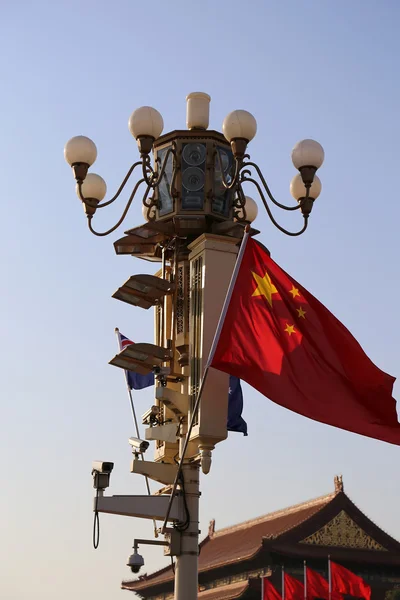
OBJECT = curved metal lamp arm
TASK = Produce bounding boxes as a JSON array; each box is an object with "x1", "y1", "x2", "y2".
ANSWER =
[
  {"x1": 234, "y1": 203, "x2": 248, "y2": 223},
  {"x1": 241, "y1": 162, "x2": 301, "y2": 212},
  {"x1": 240, "y1": 177, "x2": 309, "y2": 237},
  {"x1": 141, "y1": 155, "x2": 156, "y2": 187},
  {"x1": 234, "y1": 185, "x2": 247, "y2": 209},
  {"x1": 233, "y1": 186, "x2": 248, "y2": 221},
  {"x1": 141, "y1": 145, "x2": 179, "y2": 220},
  {"x1": 141, "y1": 145, "x2": 177, "y2": 188},
  {"x1": 141, "y1": 185, "x2": 159, "y2": 221},
  {"x1": 87, "y1": 179, "x2": 150, "y2": 237},
  {"x1": 77, "y1": 161, "x2": 143, "y2": 209},
  {"x1": 168, "y1": 154, "x2": 179, "y2": 199},
  {"x1": 215, "y1": 147, "x2": 242, "y2": 190}
]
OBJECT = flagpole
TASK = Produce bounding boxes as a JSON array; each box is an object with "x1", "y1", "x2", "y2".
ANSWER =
[
  {"x1": 328, "y1": 555, "x2": 331, "y2": 600},
  {"x1": 261, "y1": 575, "x2": 265, "y2": 600},
  {"x1": 114, "y1": 327, "x2": 158, "y2": 538},
  {"x1": 205, "y1": 224, "x2": 252, "y2": 369},
  {"x1": 161, "y1": 226, "x2": 252, "y2": 533},
  {"x1": 282, "y1": 565, "x2": 285, "y2": 600},
  {"x1": 304, "y1": 561, "x2": 307, "y2": 600}
]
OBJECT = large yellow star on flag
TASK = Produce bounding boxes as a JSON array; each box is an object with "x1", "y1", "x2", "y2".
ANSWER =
[{"x1": 252, "y1": 271, "x2": 278, "y2": 306}]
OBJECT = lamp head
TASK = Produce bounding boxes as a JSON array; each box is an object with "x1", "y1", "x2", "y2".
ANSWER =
[
  {"x1": 222, "y1": 110, "x2": 257, "y2": 159},
  {"x1": 292, "y1": 139, "x2": 324, "y2": 171},
  {"x1": 64, "y1": 136, "x2": 97, "y2": 182},
  {"x1": 128, "y1": 106, "x2": 164, "y2": 156},
  {"x1": 243, "y1": 196, "x2": 258, "y2": 223},
  {"x1": 76, "y1": 173, "x2": 107, "y2": 216},
  {"x1": 290, "y1": 173, "x2": 322, "y2": 201}
]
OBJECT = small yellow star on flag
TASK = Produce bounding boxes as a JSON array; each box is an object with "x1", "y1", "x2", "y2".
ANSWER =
[
  {"x1": 284, "y1": 323, "x2": 296, "y2": 336},
  {"x1": 289, "y1": 285, "x2": 300, "y2": 298},
  {"x1": 252, "y1": 271, "x2": 278, "y2": 306},
  {"x1": 297, "y1": 306, "x2": 306, "y2": 319}
]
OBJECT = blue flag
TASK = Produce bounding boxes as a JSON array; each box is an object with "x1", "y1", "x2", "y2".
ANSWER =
[
  {"x1": 227, "y1": 376, "x2": 248, "y2": 436},
  {"x1": 117, "y1": 332, "x2": 247, "y2": 434},
  {"x1": 127, "y1": 370, "x2": 155, "y2": 390}
]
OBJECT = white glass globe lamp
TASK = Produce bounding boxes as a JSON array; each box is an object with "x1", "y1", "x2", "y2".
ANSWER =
[
  {"x1": 64, "y1": 135, "x2": 97, "y2": 166},
  {"x1": 76, "y1": 173, "x2": 107, "y2": 216},
  {"x1": 290, "y1": 173, "x2": 321, "y2": 201},
  {"x1": 222, "y1": 110, "x2": 257, "y2": 142},
  {"x1": 291, "y1": 139, "x2": 324, "y2": 170},
  {"x1": 128, "y1": 107, "x2": 164, "y2": 140}
]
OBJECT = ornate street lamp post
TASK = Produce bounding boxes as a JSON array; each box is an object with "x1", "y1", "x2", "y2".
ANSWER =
[
  {"x1": 65, "y1": 92, "x2": 323, "y2": 244},
  {"x1": 64, "y1": 93, "x2": 324, "y2": 600}
]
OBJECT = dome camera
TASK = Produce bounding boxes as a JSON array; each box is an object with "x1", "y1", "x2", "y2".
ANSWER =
[{"x1": 127, "y1": 550, "x2": 145, "y2": 574}]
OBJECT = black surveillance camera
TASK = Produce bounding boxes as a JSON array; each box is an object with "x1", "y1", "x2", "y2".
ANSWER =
[{"x1": 127, "y1": 551, "x2": 144, "y2": 574}]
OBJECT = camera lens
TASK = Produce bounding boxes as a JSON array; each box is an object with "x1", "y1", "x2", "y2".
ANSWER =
[
  {"x1": 182, "y1": 167, "x2": 205, "y2": 192},
  {"x1": 183, "y1": 143, "x2": 206, "y2": 166}
]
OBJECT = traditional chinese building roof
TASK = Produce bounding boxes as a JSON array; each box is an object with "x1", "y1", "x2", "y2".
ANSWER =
[
  {"x1": 196, "y1": 580, "x2": 251, "y2": 599},
  {"x1": 122, "y1": 478, "x2": 400, "y2": 598}
]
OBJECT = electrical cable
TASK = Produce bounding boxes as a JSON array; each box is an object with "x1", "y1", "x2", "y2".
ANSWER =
[
  {"x1": 181, "y1": 475, "x2": 191, "y2": 530},
  {"x1": 93, "y1": 486, "x2": 100, "y2": 549},
  {"x1": 173, "y1": 470, "x2": 190, "y2": 532},
  {"x1": 172, "y1": 418, "x2": 191, "y2": 532}
]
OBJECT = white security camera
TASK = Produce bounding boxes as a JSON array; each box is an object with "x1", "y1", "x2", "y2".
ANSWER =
[
  {"x1": 128, "y1": 437, "x2": 149, "y2": 453},
  {"x1": 91, "y1": 461, "x2": 114, "y2": 490},
  {"x1": 127, "y1": 550, "x2": 145, "y2": 573},
  {"x1": 92, "y1": 461, "x2": 114, "y2": 474}
]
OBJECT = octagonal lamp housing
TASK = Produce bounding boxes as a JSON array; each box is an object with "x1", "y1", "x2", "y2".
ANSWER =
[{"x1": 152, "y1": 130, "x2": 235, "y2": 227}]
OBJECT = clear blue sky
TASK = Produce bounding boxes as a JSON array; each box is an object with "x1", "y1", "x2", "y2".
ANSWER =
[{"x1": 1, "y1": 1, "x2": 400, "y2": 598}]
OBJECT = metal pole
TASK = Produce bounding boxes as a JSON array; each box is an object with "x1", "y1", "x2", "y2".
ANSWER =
[
  {"x1": 161, "y1": 245, "x2": 166, "y2": 347},
  {"x1": 304, "y1": 561, "x2": 307, "y2": 600},
  {"x1": 328, "y1": 555, "x2": 331, "y2": 600},
  {"x1": 174, "y1": 460, "x2": 200, "y2": 600}
]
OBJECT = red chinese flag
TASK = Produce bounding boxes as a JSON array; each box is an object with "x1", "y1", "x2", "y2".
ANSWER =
[
  {"x1": 285, "y1": 573, "x2": 305, "y2": 600},
  {"x1": 306, "y1": 567, "x2": 341, "y2": 600},
  {"x1": 263, "y1": 578, "x2": 283, "y2": 600},
  {"x1": 211, "y1": 237, "x2": 400, "y2": 445},
  {"x1": 331, "y1": 562, "x2": 371, "y2": 600}
]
